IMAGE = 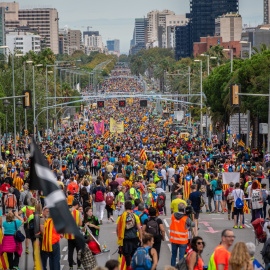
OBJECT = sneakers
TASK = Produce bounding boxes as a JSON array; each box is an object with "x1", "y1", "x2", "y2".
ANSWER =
[
  {"x1": 239, "y1": 226, "x2": 243, "y2": 229},
  {"x1": 100, "y1": 220, "x2": 103, "y2": 225},
  {"x1": 206, "y1": 210, "x2": 210, "y2": 213},
  {"x1": 25, "y1": 248, "x2": 30, "y2": 254},
  {"x1": 221, "y1": 211, "x2": 224, "y2": 214},
  {"x1": 110, "y1": 217, "x2": 115, "y2": 223},
  {"x1": 233, "y1": 225, "x2": 238, "y2": 229},
  {"x1": 242, "y1": 224, "x2": 245, "y2": 228}
]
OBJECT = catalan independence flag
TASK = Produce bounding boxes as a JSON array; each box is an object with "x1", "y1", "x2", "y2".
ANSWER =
[
  {"x1": 0, "y1": 228, "x2": 9, "y2": 269},
  {"x1": 140, "y1": 142, "x2": 147, "y2": 160},
  {"x1": 238, "y1": 139, "x2": 245, "y2": 147},
  {"x1": 184, "y1": 175, "x2": 192, "y2": 200},
  {"x1": 104, "y1": 130, "x2": 109, "y2": 139}
]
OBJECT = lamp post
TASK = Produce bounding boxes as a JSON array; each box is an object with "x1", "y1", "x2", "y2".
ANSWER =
[
  {"x1": 46, "y1": 67, "x2": 53, "y2": 133},
  {"x1": 200, "y1": 54, "x2": 210, "y2": 75},
  {"x1": 240, "y1": 41, "x2": 252, "y2": 59},
  {"x1": 223, "y1": 49, "x2": 233, "y2": 73},
  {"x1": 194, "y1": 59, "x2": 203, "y2": 135},
  {"x1": 16, "y1": 98, "x2": 22, "y2": 137},
  {"x1": 3, "y1": 99, "x2": 10, "y2": 147}
]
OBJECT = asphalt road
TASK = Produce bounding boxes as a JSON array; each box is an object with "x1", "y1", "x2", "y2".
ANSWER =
[{"x1": 12, "y1": 176, "x2": 268, "y2": 269}]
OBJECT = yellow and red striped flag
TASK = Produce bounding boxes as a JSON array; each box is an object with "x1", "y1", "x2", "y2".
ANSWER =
[
  {"x1": 238, "y1": 140, "x2": 245, "y2": 147},
  {"x1": 0, "y1": 228, "x2": 9, "y2": 269},
  {"x1": 140, "y1": 143, "x2": 147, "y2": 160},
  {"x1": 104, "y1": 130, "x2": 109, "y2": 139},
  {"x1": 184, "y1": 175, "x2": 192, "y2": 200}
]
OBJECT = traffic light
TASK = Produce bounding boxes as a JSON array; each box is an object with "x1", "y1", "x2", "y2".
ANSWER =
[
  {"x1": 23, "y1": 90, "x2": 32, "y2": 109},
  {"x1": 230, "y1": 84, "x2": 241, "y2": 107},
  {"x1": 171, "y1": 102, "x2": 175, "y2": 110},
  {"x1": 24, "y1": 130, "x2": 28, "y2": 136},
  {"x1": 119, "y1": 100, "x2": 126, "y2": 107},
  {"x1": 162, "y1": 101, "x2": 166, "y2": 108},
  {"x1": 89, "y1": 104, "x2": 92, "y2": 109},
  {"x1": 140, "y1": 100, "x2": 148, "y2": 107},
  {"x1": 80, "y1": 104, "x2": 84, "y2": 112},
  {"x1": 97, "y1": 100, "x2": 105, "y2": 108}
]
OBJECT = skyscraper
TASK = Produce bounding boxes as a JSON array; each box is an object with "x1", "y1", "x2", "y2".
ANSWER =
[
  {"x1": 264, "y1": 0, "x2": 270, "y2": 24},
  {"x1": 189, "y1": 0, "x2": 239, "y2": 43},
  {"x1": 107, "y1": 39, "x2": 120, "y2": 53},
  {"x1": 130, "y1": 18, "x2": 148, "y2": 55},
  {"x1": 0, "y1": 7, "x2": 5, "y2": 54}
]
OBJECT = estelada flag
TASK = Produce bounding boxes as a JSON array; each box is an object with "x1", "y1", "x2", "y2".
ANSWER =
[
  {"x1": 0, "y1": 228, "x2": 9, "y2": 269},
  {"x1": 119, "y1": 255, "x2": 127, "y2": 270},
  {"x1": 184, "y1": 175, "x2": 192, "y2": 200}
]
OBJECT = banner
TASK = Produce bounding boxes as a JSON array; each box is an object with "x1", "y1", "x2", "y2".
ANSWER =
[
  {"x1": 110, "y1": 118, "x2": 124, "y2": 133},
  {"x1": 222, "y1": 172, "x2": 240, "y2": 185},
  {"x1": 93, "y1": 120, "x2": 104, "y2": 135}
]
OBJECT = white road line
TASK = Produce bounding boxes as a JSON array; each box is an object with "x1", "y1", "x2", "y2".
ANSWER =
[
  {"x1": 164, "y1": 219, "x2": 169, "y2": 228},
  {"x1": 61, "y1": 255, "x2": 63, "y2": 259},
  {"x1": 245, "y1": 224, "x2": 251, "y2": 228},
  {"x1": 165, "y1": 232, "x2": 169, "y2": 241},
  {"x1": 61, "y1": 265, "x2": 64, "y2": 270},
  {"x1": 64, "y1": 255, "x2": 68, "y2": 260},
  {"x1": 212, "y1": 218, "x2": 224, "y2": 220},
  {"x1": 168, "y1": 243, "x2": 171, "y2": 252},
  {"x1": 62, "y1": 246, "x2": 68, "y2": 252}
]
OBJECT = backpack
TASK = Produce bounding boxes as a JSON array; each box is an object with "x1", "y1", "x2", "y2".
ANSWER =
[
  {"x1": 176, "y1": 251, "x2": 198, "y2": 270},
  {"x1": 227, "y1": 189, "x2": 234, "y2": 202},
  {"x1": 24, "y1": 206, "x2": 34, "y2": 222},
  {"x1": 228, "y1": 165, "x2": 233, "y2": 172},
  {"x1": 200, "y1": 194, "x2": 205, "y2": 207},
  {"x1": 138, "y1": 211, "x2": 149, "y2": 224},
  {"x1": 157, "y1": 193, "x2": 165, "y2": 208},
  {"x1": 94, "y1": 160, "x2": 98, "y2": 166},
  {"x1": 145, "y1": 217, "x2": 159, "y2": 237},
  {"x1": 251, "y1": 218, "x2": 266, "y2": 243},
  {"x1": 125, "y1": 212, "x2": 136, "y2": 230},
  {"x1": 23, "y1": 191, "x2": 31, "y2": 206},
  {"x1": 131, "y1": 247, "x2": 152, "y2": 270},
  {"x1": 95, "y1": 188, "x2": 104, "y2": 202},
  {"x1": 68, "y1": 155, "x2": 73, "y2": 162},
  {"x1": 105, "y1": 194, "x2": 114, "y2": 206},
  {"x1": 15, "y1": 162, "x2": 20, "y2": 167},
  {"x1": 235, "y1": 191, "x2": 244, "y2": 209},
  {"x1": 126, "y1": 166, "x2": 132, "y2": 175},
  {"x1": 262, "y1": 189, "x2": 268, "y2": 203},
  {"x1": 5, "y1": 194, "x2": 16, "y2": 208},
  {"x1": 124, "y1": 190, "x2": 132, "y2": 201}
]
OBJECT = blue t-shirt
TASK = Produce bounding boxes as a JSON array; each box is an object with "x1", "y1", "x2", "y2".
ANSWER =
[
  {"x1": 211, "y1": 180, "x2": 222, "y2": 194},
  {"x1": 3, "y1": 220, "x2": 22, "y2": 235},
  {"x1": 189, "y1": 191, "x2": 201, "y2": 211}
]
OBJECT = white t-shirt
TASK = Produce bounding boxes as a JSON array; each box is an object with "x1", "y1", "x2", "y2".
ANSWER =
[
  {"x1": 167, "y1": 168, "x2": 175, "y2": 179},
  {"x1": 231, "y1": 188, "x2": 244, "y2": 203},
  {"x1": 161, "y1": 169, "x2": 167, "y2": 180},
  {"x1": 263, "y1": 219, "x2": 270, "y2": 240},
  {"x1": 155, "y1": 188, "x2": 165, "y2": 194}
]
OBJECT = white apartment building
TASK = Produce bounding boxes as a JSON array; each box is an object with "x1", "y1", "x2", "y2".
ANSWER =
[
  {"x1": 165, "y1": 15, "x2": 189, "y2": 48},
  {"x1": 147, "y1": 9, "x2": 175, "y2": 47},
  {"x1": 6, "y1": 31, "x2": 41, "y2": 55},
  {"x1": 84, "y1": 34, "x2": 104, "y2": 54}
]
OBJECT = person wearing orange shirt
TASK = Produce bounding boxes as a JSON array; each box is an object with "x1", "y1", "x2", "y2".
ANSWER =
[
  {"x1": 146, "y1": 159, "x2": 155, "y2": 181},
  {"x1": 67, "y1": 177, "x2": 79, "y2": 195},
  {"x1": 210, "y1": 229, "x2": 235, "y2": 270},
  {"x1": 41, "y1": 209, "x2": 61, "y2": 270}
]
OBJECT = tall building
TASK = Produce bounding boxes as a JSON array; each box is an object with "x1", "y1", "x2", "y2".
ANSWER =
[
  {"x1": 264, "y1": 0, "x2": 270, "y2": 24},
  {"x1": 6, "y1": 31, "x2": 41, "y2": 55},
  {"x1": 68, "y1": 29, "x2": 81, "y2": 55},
  {"x1": 84, "y1": 34, "x2": 104, "y2": 54},
  {"x1": 107, "y1": 39, "x2": 120, "y2": 53},
  {"x1": 175, "y1": 22, "x2": 192, "y2": 60},
  {"x1": 189, "y1": 0, "x2": 239, "y2": 44},
  {"x1": 147, "y1": 9, "x2": 175, "y2": 47},
  {"x1": 0, "y1": 2, "x2": 59, "y2": 54},
  {"x1": 0, "y1": 7, "x2": 5, "y2": 54},
  {"x1": 215, "y1": 13, "x2": 242, "y2": 42},
  {"x1": 59, "y1": 28, "x2": 68, "y2": 55},
  {"x1": 130, "y1": 18, "x2": 148, "y2": 55},
  {"x1": 83, "y1": 31, "x2": 99, "y2": 39},
  {"x1": 166, "y1": 15, "x2": 189, "y2": 48}
]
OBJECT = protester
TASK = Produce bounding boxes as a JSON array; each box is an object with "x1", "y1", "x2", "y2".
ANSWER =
[{"x1": 186, "y1": 236, "x2": 205, "y2": 270}]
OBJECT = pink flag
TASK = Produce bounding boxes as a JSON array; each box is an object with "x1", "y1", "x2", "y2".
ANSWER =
[{"x1": 93, "y1": 120, "x2": 104, "y2": 135}]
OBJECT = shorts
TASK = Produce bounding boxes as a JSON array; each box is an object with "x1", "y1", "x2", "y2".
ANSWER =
[
  {"x1": 24, "y1": 222, "x2": 30, "y2": 239},
  {"x1": 214, "y1": 193, "x2": 222, "y2": 202},
  {"x1": 194, "y1": 210, "x2": 200, "y2": 219},
  {"x1": 233, "y1": 207, "x2": 243, "y2": 215}
]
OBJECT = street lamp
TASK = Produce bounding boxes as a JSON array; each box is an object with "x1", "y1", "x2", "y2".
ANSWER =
[
  {"x1": 24, "y1": 60, "x2": 33, "y2": 133},
  {"x1": 200, "y1": 54, "x2": 210, "y2": 76},
  {"x1": 223, "y1": 49, "x2": 233, "y2": 73},
  {"x1": 16, "y1": 98, "x2": 23, "y2": 137},
  {"x1": 194, "y1": 59, "x2": 203, "y2": 135},
  {"x1": 3, "y1": 99, "x2": 10, "y2": 147},
  {"x1": 240, "y1": 41, "x2": 252, "y2": 59}
]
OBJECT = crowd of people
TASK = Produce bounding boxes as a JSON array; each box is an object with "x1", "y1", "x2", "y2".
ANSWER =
[{"x1": 0, "y1": 64, "x2": 269, "y2": 270}]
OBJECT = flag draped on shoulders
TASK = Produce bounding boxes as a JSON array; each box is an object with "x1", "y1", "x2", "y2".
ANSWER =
[
  {"x1": 184, "y1": 175, "x2": 192, "y2": 200},
  {"x1": 117, "y1": 212, "x2": 127, "y2": 246}
]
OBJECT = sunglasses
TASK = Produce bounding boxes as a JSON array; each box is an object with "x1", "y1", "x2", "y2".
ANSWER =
[{"x1": 197, "y1": 241, "x2": 204, "y2": 245}]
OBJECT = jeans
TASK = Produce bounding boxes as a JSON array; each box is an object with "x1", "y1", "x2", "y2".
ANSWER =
[
  {"x1": 41, "y1": 242, "x2": 60, "y2": 270},
  {"x1": 95, "y1": 201, "x2": 106, "y2": 222},
  {"x1": 208, "y1": 196, "x2": 213, "y2": 212},
  {"x1": 68, "y1": 239, "x2": 81, "y2": 268},
  {"x1": 161, "y1": 179, "x2": 167, "y2": 191},
  {"x1": 171, "y1": 243, "x2": 187, "y2": 266}
]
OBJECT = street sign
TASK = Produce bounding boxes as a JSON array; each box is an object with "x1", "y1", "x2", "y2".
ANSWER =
[
  {"x1": 259, "y1": 123, "x2": 268, "y2": 134},
  {"x1": 229, "y1": 113, "x2": 248, "y2": 134}
]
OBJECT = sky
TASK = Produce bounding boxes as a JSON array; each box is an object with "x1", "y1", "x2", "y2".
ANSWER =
[{"x1": 12, "y1": 0, "x2": 264, "y2": 54}]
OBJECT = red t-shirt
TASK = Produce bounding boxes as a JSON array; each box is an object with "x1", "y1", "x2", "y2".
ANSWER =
[
  {"x1": 214, "y1": 245, "x2": 231, "y2": 270},
  {"x1": 0, "y1": 184, "x2": 10, "y2": 196},
  {"x1": 67, "y1": 182, "x2": 78, "y2": 194}
]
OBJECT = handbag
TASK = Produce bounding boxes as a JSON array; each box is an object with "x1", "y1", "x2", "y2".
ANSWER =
[{"x1": 14, "y1": 221, "x2": 25, "y2": 243}]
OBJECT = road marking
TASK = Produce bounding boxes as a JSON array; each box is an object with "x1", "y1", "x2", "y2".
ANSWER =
[
  {"x1": 164, "y1": 219, "x2": 169, "y2": 228},
  {"x1": 165, "y1": 232, "x2": 169, "y2": 241},
  {"x1": 61, "y1": 255, "x2": 63, "y2": 259},
  {"x1": 64, "y1": 255, "x2": 68, "y2": 260},
  {"x1": 61, "y1": 266, "x2": 64, "y2": 270},
  {"x1": 212, "y1": 218, "x2": 224, "y2": 220},
  {"x1": 203, "y1": 227, "x2": 220, "y2": 233},
  {"x1": 62, "y1": 246, "x2": 68, "y2": 252},
  {"x1": 245, "y1": 224, "x2": 251, "y2": 228},
  {"x1": 168, "y1": 243, "x2": 171, "y2": 252},
  {"x1": 199, "y1": 221, "x2": 211, "y2": 226}
]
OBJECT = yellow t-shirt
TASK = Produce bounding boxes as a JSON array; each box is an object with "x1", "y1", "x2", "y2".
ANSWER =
[{"x1": 170, "y1": 199, "x2": 187, "y2": 213}]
